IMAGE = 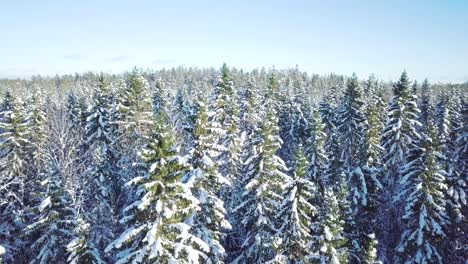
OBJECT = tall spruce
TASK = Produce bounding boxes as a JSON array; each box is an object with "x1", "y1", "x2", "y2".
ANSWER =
[
  {"x1": 105, "y1": 112, "x2": 208, "y2": 263},
  {"x1": 395, "y1": 123, "x2": 448, "y2": 264},
  {"x1": 275, "y1": 145, "x2": 318, "y2": 263},
  {"x1": 233, "y1": 75, "x2": 290, "y2": 263},
  {"x1": 184, "y1": 99, "x2": 232, "y2": 263},
  {"x1": 0, "y1": 94, "x2": 30, "y2": 261},
  {"x1": 379, "y1": 71, "x2": 421, "y2": 262},
  {"x1": 25, "y1": 159, "x2": 76, "y2": 264},
  {"x1": 84, "y1": 75, "x2": 119, "y2": 254}
]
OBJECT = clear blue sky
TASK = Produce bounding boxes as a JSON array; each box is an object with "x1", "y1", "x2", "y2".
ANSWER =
[{"x1": 1, "y1": 0, "x2": 467, "y2": 82}]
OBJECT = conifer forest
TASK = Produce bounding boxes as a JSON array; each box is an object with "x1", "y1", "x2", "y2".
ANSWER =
[{"x1": 0, "y1": 65, "x2": 466, "y2": 264}]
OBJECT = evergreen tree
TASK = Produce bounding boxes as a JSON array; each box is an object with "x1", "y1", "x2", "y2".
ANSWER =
[
  {"x1": 336, "y1": 74, "x2": 366, "y2": 168},
  {"x1": 25, "y1": 160, "x2": 76, "y2": 264},
  {"x1": 314, "y1": 188, "x2": 348, "y2": 264},
  {"x1": 364, "y1": 81, "x2": 386, "y2": 167},
  {"x1": 84, "y1": 75, "x2": 119, "y2": 252},
  {"x1": 116, "y1": 68, "x2": 153, "y2": 138},
  {"x1": 105, "y1": 113, "x2": 208, "y2": 263},
  {"x1": 322, "y1": 130, "x2": 344, "y2": 190},
  {"x1": 344, "y1": 77, "x2": 384, "y2": 264},
  {"x1": 184, "y1": 99, "x2": 232, "y2": 263},
  {"x1": 275, "y1": 146, "x2": 318, "y2": 263},
  {"x1": 444, "y1": 98, "x2": 467, "y2": 263},
  {"x1": 26, "y1": 86, "x2": 48, "y2": 174},
  {"x1": 152, "y1": 78, "x2": 168, "y2": 116},
  {"x1": 210, "y1": 64, "x2": 241, "y2": 194},
  {"x1": 418, "y1": 79, "x2": 433, "y2": 129},
  {"x1": 233, "y1": 85, "x2": 290, "y2": 263},
  {"x1": 304, "y1": 109, "x2": 328, "y2": 189},
  {"x1": 67, "y1": 215, "x2": 105, "y2": 264},
  {"x1": 395, "y1": 123, "x2": 448, "y2": 264},
  {"x1": 226, "y1": 79, "x2": 263, "y2": 260},
  {"x1": 379, "y1": 71, "x2": 421, "y2": 261},
  {"x1": 66, "y1": 92, "x2": 88, "y2": 132},
  {"x1": 114, "y1": 69, "x2": 154, "y2": 203},
  {"x1": 319, "y1": 90, "x2": 338, "y2": 151},
  {"x1": 0, "y1": 94, "x2": 30, "y2": 261},
  {"x1": 172, "y1": 86, "x2": 195, "y2": 154}
]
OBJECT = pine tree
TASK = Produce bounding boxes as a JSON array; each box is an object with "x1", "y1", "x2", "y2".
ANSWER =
[
  {"x1": 105, "y1": 112, "x2": 208, "y2": 263},
  {"x1": 25, "y1": 160, "x2": 77, "y2": 264},
  {"x1": 275, "y1": 146, "x2": 318, "y2": 262},
  {"x1": 395, "y1": 123, "x2": 448, "y2": 264},
  {"x1": 0, "y1": 94, "x2": 30, "y2": 261},
  {"x1": 379, "y1": 71, "x2": 421, "y2": 261},
  {"x1": 184, "y1": 99, "x2": 231, "y2": 263}
]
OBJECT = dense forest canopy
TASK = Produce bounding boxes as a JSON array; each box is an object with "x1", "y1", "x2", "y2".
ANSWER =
[{"x1": 0, "y1": 65, "x2": 466, "y2": 264}]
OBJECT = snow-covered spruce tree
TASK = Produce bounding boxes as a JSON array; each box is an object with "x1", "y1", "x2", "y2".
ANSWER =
[
  {"x1": 238, "y1": 76, "x2": 262, "y2": 136},
  {"x1": 314, "y1": 187, "x2": 348, "y2": 264},
  {"x1": 226, "y1": 78, "x2": 263, "y2": 260},
  {"x1": 233, "y1": 81, "x2": 290, "y2": 263},
  {"x1": 434, "y1": 95, "x2": 451, "y2": 148},
  {"x1": 334, "y1": 74, "x2": 377, "y2": 262},
  {"x1": 364, "y1": 80, "x2": 386, "y2": 167},
  {"x1": 0, "y1": 94, "x2": 30, "y2": 261},
  {"x1": 67, "y1": 215, "x2": 105, "y2": 264},
  {"x1": 418, "y1": 79, "x2": 433, "y2": 130},
  {"x1": 26, "y1": 86, "x2": 48, "y2": 176},
  {"x1": 210, "y1": 64, "x2": 241, "y2": 198},
  {"x1": 116, "y1": 68, "x2": 153, "y2": 139},
  {"x1": 172, "y1": 86, "x2": 194, "y2": 151},
  {"x1": 66, "y1": 91, "x2": 88, "y2": 133},
  {"x1": 395, "y1": 122, "x2": 448, "y2": 264},
  {"x1": 114, "y1": 68, "x2": 153, "y2": 187},
  {"x1": 84, "y1": 74, "x2": 119, "y2": 253},
  {"x1": 322, "y1": 128, "x2": 344, "y2": 190},
  {"x1": 319, "y1": 90, "x2": 338, "y2": 152},
  {"x1": 184, "y1": 99, "x2": 231, "y2": 263},
  {"x1": 304, "y1": 109, "x2": 328, "y2": 190},
  {"x1": 152, "y1": 78, "x2": 168, "y2": 116},
  {"x1": 336, "y1": 73, "x2": 366, "y2": 169},
  {"x1": 25, "y1": 159, "x2": 77, "y2": 264},
  {"x1": 275, "y1": 145, "x2": 318, "y2": 263},
  {"x1": 379, "y1": 71, "x2": 421, "y2": 261},
  {"x1": 443, "y1": 98, "x2": 467, "y2": 263},
  {"x1": 105, "y1": 112, "x2": 208, "y2": 263},
  {"x1": 278, "y1": 71, "x2": 310, "y2": 165}
]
